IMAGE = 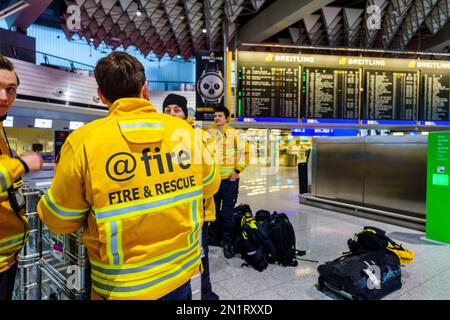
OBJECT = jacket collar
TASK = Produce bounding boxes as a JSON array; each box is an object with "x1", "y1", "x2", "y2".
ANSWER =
[
  {"x1": 185, "y1": 117, "x2": 196, "y2": 128},
  {"x1": 109, "y1": 98, "x2": 157, "y2": 116},
  {"x1": 210, "y1": 122, "x2": 231, "y2": 132}
]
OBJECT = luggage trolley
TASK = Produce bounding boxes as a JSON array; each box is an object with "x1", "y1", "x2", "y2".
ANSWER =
[
  {"x1": 40, "y1": 228, "x2": 91, "y2": 300},
  {"x1": 12, "y1": 186, "x2": 91, "y2": 300},
  {"x1": 12, "y1": 188, "x2": 51, "y2": 300}
]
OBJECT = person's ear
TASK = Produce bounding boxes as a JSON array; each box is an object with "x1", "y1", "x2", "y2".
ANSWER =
[
  {"x1": 142, "y1": 81, "x2": 149, "y2": 100},
  {"x1": 97, "y1": 88, "x2": 109, "y2": 105}
]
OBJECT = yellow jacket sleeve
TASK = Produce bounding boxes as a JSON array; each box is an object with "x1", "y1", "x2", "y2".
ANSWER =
[
  {"x1": 203, "y1": 197, "x2": 216, "y2": 222},
  {"x1": 202, "y1": 142, "x2": 220, "y2": 199},
  {"x1": 37, "y1": 141, "x2": 90, "y2": 234},
  {"x1": 235, "y1": 130, "x2": 250, "y2": 173},
  {"x1": 0, "y1": 155, "x2": 26, "y2": 194}
]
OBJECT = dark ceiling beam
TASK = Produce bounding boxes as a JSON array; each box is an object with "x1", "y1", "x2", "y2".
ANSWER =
[
  {"x1": 237, "y1": 0, "x2": 334, "y2": 44},
  {"x1": 7, "y1": 0, "x2": 53, "y2": 31},
  {"x1": 408, "y1": 21, "x2": 450, "y2": 52}
]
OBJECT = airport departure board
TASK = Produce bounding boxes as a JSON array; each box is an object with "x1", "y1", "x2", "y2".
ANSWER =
[
  {"x1": 365, "y1": 70, "x2": 419, "y2": 120},
  {"x1": 421, "y1": 73, "x2": 450, "y2": 121},
  {"x1": 238, "y1": 65, "x2": 299, "y2": 118},
  {"x1": 302, "y1": 67, "x2": 360, "y2": 119}
]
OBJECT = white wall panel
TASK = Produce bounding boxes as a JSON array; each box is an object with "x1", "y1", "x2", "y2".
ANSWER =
[
  {"x1": 10, "y1": 58, "x2": 196, "y2": 119},
  {"x1": 11, "y1": 57, "x2": 105, "y2": 111}
]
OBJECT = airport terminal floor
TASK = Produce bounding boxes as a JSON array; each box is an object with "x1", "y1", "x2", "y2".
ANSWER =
[
  {"x1": 3, "y1": 0, "x2": 450, "y2": 303},
  {"x1": 208, "y1": 166, "x2": 450, "y2": 300}
]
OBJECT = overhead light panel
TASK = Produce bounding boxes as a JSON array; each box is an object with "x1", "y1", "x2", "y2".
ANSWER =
[
  {"x1": 136, "y1": 2, "x2": 142, "y2": 16},
  {"x1": 3, "y1": 116, "x2": 13, "y2": 128},
  {"x1": 34, "y1": 119, "x2": 52, "y2": 129},
  {"x1": 69, "y1": 121, "x2": 85, "y2": 130}
]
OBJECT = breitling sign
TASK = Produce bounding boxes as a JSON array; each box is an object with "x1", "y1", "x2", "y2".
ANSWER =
[
  {"x1": 264, "y1": 54, "x2": 315, "y2": 63},
  {"x1": 339, "y1": 57, "x2": 386, "y2": 66},
  {"x1": 238, "y1": 51, "x2": 449, "y2": 71}
]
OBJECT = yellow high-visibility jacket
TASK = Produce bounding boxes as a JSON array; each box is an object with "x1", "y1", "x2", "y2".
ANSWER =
[
  {"x1": 37, "y1": 98, "x2": 220, "y2": 300},
  {"x1": 185, "y1": 117, "x2": 216, "y2": 222},
  {"x1": 0, "y1": 122, "x2": 28, "y2": 273},
  {"x1": 207, "y1": 123, "x2": 250, "y2": 179}
]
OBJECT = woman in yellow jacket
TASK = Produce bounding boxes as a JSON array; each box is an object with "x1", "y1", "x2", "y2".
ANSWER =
[
  {"x1": 37, "y1": 53, "x2": 220, "y2": 300},
  {"x1": 0, "y1": 55, "x2": 43, "y2": 300},
  {"x1": 163, "y1": 93, "x2": 219, "y2": 300}
]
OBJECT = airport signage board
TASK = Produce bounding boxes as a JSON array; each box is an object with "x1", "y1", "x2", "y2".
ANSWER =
[
  {"x1": 291, "y1": 128, "x2": 359, "y2": 137},
  {"x1": 195, "y1": 50, "x2": 225, "y2": 121},
  {"x1": 426, "y1": 131, "x2": 450, "y2": 244},
  {"x1": 237, "y1": 51, "x2": 450, "y2": 125}
]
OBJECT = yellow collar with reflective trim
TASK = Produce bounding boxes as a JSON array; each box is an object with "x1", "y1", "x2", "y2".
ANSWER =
[{"x1": 109, "y1": 98, "x2": 157, "y2": 116}]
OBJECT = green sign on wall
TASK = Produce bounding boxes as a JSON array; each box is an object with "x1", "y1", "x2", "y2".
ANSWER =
[{"x1": 426, "y1": 132, "x2": 450, "y2": 244}]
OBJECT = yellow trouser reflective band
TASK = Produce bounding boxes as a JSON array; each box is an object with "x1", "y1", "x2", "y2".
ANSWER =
[
  {"x1": 41, "y1": 189, "x2": 89, "y2": 220},
  {"x1": 106, "y1": 220, "x2": 124, "y2": 266},
  {"x1": 90, "y1": 239, "x2": 200, "y2": 280},
  {"x1": 0, "y1": 164, "x2": 11, "y2": 193},
  {"x1": 0, "y1": 232, "x2": 29, "y2": 253},
  {"x1": 203, "y1": 162, "x2": 217, "y2": 186},
  {"x1": 91, "y1": 250, "x2": 201, "y2": 298},
  {"x1": 118, "y1": 120, "x2": 164, "y2": 133},
  {"x1": 94, "y1": 187, "x2": 203, "y2": 223}
]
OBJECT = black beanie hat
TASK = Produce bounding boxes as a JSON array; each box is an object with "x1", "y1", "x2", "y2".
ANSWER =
[{"x1": 163, "y1": 94, "x2": 188, "y2": 117}]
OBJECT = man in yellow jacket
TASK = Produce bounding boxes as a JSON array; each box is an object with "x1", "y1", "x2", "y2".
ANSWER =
[
  {"x1": 37, "y1": 52, "x2": 220, "y2": 300},
  {"x1": 0, "y1": 55, "x2": 43, "y2": 300},
  {"x1": 207, "y1": 107, "x2": 249, "y2": 258},
  {"x1": 163, "y1": 93, "x2": 219, "y2": 300}
]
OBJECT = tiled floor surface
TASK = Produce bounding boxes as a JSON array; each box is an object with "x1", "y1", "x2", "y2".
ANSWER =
[{"x1": 208, "y1": 167, "x2": 450, "y2": 300}]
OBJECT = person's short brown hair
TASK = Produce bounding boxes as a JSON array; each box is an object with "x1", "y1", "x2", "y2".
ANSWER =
[
  {"x1": 0, "y1": 55, "x2": 20, "y2": 86},
  {"x1": 94, "y1": 51, "x2": 146, "y2": 103},
  {"x1": 214, "y1": 106, "x2": 230, "y2": 118}
]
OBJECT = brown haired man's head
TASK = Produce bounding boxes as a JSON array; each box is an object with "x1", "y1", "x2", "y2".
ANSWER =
[{"x1": 94, "y1": 51, "x2": 148, "y2": 106}]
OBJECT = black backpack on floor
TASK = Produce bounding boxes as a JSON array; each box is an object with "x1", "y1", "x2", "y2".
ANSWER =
[
  {"x1": 317, "y1": 249, "x2": 402, "y2": 300},
  {"x1": 236, "y1": 212, "x2": 274, "y2": 272},
  {"x1": 207, "y1": 203, "x2": 251, "y2": 248},
  {"x1": 233, "y1": 204, "x2": 253, "y2": 242},
  {"x1": 347, "y1": 226, "x2": 390, "y2": 253},
  {"x1": 255, "y1": 211, "x2": 305, "y2": 267}
]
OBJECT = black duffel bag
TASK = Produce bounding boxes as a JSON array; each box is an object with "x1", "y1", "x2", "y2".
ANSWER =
[{"x1": 317, "y1": 249, "x2": 402, "y2": 300}]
